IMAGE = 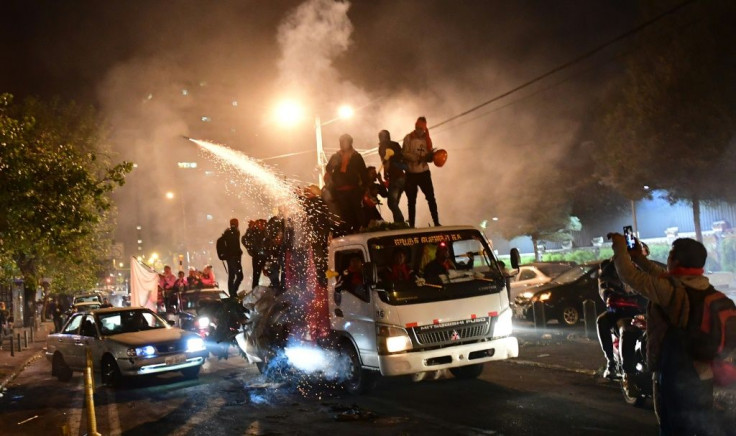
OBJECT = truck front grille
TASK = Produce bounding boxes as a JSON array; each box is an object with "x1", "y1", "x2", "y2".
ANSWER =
[{"x1": 410, "y1": 317, "x2": 493, "y2": 347}]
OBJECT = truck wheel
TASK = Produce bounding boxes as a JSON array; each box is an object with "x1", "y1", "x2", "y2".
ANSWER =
[
  {"x1": 450, "y1": 363, "x2": 484, "y2": 379},
  {"x1": 557, "y1": 305, "x2": 580, "y2": 326},
  {"x1": 341, "y1": 342, "x2": 376, "y2": 395},
  {"x1": 52, "y1": 353, "x2": 73, "y2": 382}
]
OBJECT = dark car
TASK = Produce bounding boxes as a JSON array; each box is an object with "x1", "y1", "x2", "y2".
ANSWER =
[{"x1": 514, "y1": 262, "x2": 602, "y2": 326}]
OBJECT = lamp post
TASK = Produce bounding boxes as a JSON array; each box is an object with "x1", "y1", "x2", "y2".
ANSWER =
[{"x1": 274, "y1": 101, "x2": 354, "y2": 188}]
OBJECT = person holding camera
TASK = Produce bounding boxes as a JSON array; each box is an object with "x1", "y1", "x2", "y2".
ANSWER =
[{"x1": 610, "y1": 233, "x2": 722, "y2": 435}]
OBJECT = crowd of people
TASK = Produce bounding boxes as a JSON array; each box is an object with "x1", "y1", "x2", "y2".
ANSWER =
[
  {"x1": 323, "y1": 116, "x2": 446, "y2": 232},
  {"x1": 598, "y1": 234, "x2": 735, "y2": 435}
]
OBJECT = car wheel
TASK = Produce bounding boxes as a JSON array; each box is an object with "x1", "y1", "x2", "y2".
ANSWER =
[
  {"x1": 52, "y1": 353, "x2": 73, "y2": 382},
  {"x1": 557, "y1": 304, "x2": 581, "y2": 326},
  {"x1": 181, "y1": 365, "x2": 201, "y2": 379},
  {"x1": 101, "y1": 355, "x2": 122, "y2": 388},
  {"x1": 449, "y1": 363, "x2": 484, "y2": 379},
  {"x1": 340, "y1": 341, "x2": 376, "y2": 395}
]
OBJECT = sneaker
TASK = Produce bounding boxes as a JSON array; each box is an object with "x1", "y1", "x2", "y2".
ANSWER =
[{"x1": 603, "y1": 364, "x2": 620, "y2": 380}]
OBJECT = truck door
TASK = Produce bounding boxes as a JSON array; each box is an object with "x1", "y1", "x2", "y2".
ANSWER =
[{"x1": 331, "y1": 248, "x2": 378, "y2": 367}]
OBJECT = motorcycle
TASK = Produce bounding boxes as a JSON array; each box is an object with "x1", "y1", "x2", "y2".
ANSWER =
[{"x1": 611, "y1": 314, "x2": 651, "y2": 406}]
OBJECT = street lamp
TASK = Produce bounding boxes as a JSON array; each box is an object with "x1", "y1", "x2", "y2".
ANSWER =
[{"x1": 274, "y1": 100, "x2": 354, "y2": 188}]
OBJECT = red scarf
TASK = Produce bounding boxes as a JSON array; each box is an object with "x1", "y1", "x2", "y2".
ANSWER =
[{"x1": 659, "y1": 267, "x2": 705, "y2": 278}]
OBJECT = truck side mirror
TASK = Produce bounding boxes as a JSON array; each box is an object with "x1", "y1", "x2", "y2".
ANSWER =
[
  {"x1": 510, "y1": 248, "x2": 521, "y2": 270},
  {"x1": 363, "y1": 261, "x2": 377, "y2": 287}
]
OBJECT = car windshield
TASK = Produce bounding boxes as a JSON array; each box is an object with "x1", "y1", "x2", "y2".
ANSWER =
[
  {"x1": 552, "y1": 265, "x2": 591, "y2": 284},
  {"x1": 368, "y1": 229, "x2": 507, "y2": 305},
  {"x1": 75, "y1": 295, "x2": 100, "y2": 303},
  {"x1": 96, "y1": 309, "x2": 168, "y2": 335}
]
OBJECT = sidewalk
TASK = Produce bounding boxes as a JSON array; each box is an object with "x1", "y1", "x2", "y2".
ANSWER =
[{"x1": 0, "y1": 321, "x2": 52, "y2": 394}]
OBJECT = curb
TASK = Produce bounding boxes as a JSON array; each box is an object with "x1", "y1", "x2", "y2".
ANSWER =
[
  {"x1": 506, "y1": 358, "x2": 598, "y2": 377},
  {"x1": 0, "y1": 350, "x2": 44, "y2": 392}
]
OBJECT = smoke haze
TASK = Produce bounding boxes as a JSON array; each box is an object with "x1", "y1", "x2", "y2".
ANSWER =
[{"x1": 0, "y1": 0, "x2": 649, "y2": 273}]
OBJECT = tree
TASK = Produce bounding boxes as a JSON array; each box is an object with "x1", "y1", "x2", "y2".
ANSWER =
[
  {"x1": 596, "y1": 0, "x2": 736, "y2": 242},
  {"x1": 0, "y1": 93, "x2": 132, "y2": 305}
]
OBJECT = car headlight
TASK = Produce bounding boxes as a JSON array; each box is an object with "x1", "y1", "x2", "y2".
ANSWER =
[
  {"x1": 532, "y1": 291, "x2": 551, "y2": 302},
  {"x1": 134, "y1": 345, "x2": 157, "y2": 357},
  {"x1": 377, "y1": 324, "x2": 412, "y2": 354},
  {"x1": 493, "y1": 309, "x2": 513, "y2": 337},
  {"x1": 186, "y1": 337, "x2": 206, "y2": 353},
  {"x1": 197, "y1": 316, "x2": 210, "y2": 329},
  {"x1": 521, "y1": 291, "x2": 534, "y2": 299}
]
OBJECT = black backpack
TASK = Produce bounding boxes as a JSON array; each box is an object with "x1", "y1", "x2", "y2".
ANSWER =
[{"x1": 216, "y1": 233, "x2": 229, "y2": 260}]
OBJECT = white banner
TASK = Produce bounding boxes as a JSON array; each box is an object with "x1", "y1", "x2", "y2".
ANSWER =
[{"x1": 130, "y1": 256, "x2": 158, "y2": 310}]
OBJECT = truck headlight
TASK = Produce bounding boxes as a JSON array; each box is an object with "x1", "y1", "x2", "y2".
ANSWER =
[
  {"x1": 186, "y1": 337, "x2": 206, "y2": 353},
  {"x1": 521, "y1": 291, "x2": 534, "y2": 299},
  {"x1": 135, "y1": 345, "x2": 157, "y2": 357},
  {"x1": 493, "y1": 309, "x2": 513, "y2": 338},
  {"x1": 377, "y1": 324, "x2": 412, "y2": 354}
]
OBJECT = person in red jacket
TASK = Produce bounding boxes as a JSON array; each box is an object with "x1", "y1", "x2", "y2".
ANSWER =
[{"x1": 402, "y1": 117, "x2": 440, "y2": 227}]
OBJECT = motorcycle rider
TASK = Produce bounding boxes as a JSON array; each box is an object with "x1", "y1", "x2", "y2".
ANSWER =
[{"x1": 597, "y1": 259, "x2": 647, "y2": 379}]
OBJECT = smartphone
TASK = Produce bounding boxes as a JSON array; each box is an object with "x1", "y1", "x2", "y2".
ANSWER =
[{"x1": 623, "y1": 225, "x2": 636, "y2": 250}]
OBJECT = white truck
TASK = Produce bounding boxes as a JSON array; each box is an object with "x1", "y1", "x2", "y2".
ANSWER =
[{"x1": 240, "y1": 225, "x2": 520, "y2": 393}]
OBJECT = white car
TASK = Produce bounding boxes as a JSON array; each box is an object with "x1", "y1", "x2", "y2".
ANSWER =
[
  {"x1": 510, "y1": 263, "x2": 576, "y2": 301},
  {"x1": 46, "y1": 307, "x2": 208, "y2": 386}
]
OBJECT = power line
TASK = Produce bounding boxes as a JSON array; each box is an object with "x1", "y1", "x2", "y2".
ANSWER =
[{"x1": 430, "y1": 0, "x2": 696, "y2": 131}]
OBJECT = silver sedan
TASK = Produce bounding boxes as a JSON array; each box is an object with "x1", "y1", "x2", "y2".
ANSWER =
[{"x1": 46, "y1": 307, "x2": 208, "y2": 387}]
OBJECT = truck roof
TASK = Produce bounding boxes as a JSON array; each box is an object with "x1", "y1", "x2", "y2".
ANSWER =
[{"x1": 329, "y1": 225, "x2": 482, "y2": 249}]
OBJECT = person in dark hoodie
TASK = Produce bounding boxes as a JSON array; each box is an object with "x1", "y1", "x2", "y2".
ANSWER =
[
  {"x1": 221, "y1": 218, "x2": 243, "y2": 297},
  {"x1": 378, "y1": 129, "x2": 407, "y2": 223},
  {"x1": 325, "y1": 133, "x2": 369, "y2": 232}
]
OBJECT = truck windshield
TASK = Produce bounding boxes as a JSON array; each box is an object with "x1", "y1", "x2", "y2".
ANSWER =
[{"x1": 368, "y1": 229, "x2": 507, "y2": 305}]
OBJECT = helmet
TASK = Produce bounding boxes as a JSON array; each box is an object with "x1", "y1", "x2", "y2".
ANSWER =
[{"x1": 433, "y1": 149, "x2": 448, "y2": 167}]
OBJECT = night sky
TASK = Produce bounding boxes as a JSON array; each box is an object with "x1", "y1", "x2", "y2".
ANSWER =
[{"x1": 2, "y1": 0, "x2": 671, "y2": 268}]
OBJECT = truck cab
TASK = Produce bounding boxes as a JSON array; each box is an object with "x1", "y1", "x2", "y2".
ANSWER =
[{"x1": 328, "y1": 225, "x2": 519, "y2": 393}]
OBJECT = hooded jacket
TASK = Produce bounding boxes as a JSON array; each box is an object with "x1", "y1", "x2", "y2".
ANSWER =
[
  {"x1": 612, "y1": 239, "x2": 713, "y2": 380},
  {"x1": 402, "y1": 131, "x2": 431, "y2": 174}
]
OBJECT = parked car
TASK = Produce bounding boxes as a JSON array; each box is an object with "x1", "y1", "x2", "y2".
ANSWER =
[
  {"x1": 513, "y1": 262, "x2": 602, "y2": 326},
  {"x1": 72, "y1": 293, "x2": 103, "y2": 305},
  {"x1": 46, "y1": 307, "x2": 208, "y2": 386},
  {"x1": 67, "y1": 302, "x2": 101, "y2": 315},
  {"x1": 510, "y1": 262, "x2": 577, "y2": 301}
]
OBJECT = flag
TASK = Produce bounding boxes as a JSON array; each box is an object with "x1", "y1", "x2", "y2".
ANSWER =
[{"x1": 130, "y1": 256, "x2": 158, "y2": 310}]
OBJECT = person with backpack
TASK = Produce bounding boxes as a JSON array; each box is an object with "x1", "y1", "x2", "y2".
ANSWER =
[
  {"x1": 218, "y1": 218, "x2": 243, "y2": 297},
  {"x1": 242, "y1": 219, "x2": 268, "y2": 290},
  {"x1": 610, "y1": 234, "x2": 728, "y2": 435}
]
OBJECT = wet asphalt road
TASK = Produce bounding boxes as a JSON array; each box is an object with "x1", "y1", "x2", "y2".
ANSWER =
[{"x1": 0, "y1": 347, "x2": 658, "y2": 436}]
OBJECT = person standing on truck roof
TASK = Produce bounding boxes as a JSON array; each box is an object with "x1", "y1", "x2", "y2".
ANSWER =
[
  {"x1": 378, "y1": 129, "x2": 406, "y2": 223},
  {"x1": 403, "y1": 117, "x2": 440, "y2": 228},
  {"x1": 243, "y1": 219, "x2": 268, "y2": 290},
  {"x1": 220, "y1": 219, "x2": 244, "y2": 297},
  {"x1": 325, "y1": 134, "x2": 369, "y2": 233}
]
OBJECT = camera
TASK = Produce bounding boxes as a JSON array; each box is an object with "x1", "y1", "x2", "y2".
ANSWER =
[{"x1": 623, "y1": 225, "x2": 636, "y2": 250}]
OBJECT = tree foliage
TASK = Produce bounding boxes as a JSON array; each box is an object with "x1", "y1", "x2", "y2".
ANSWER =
[
  {"x1": 0, "y1": 93, "x2": 132, "y2": 291},
  {"x1": 595, "y1": 0, "x2": 736, "y2": 240}
]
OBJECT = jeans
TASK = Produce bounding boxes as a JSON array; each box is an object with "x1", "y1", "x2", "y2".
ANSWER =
[
  {"x1": 387, "y1": 178, "x2": 405, "y2": 223},
  {"x1": 405, "y1": 171, "x2": 439, "y2": 227},
  {"x1": 226, "y1": 258, "x2": 243, "y2": 297}
]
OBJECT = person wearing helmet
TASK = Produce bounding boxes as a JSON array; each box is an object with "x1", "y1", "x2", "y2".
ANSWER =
[
  {"x1": 325, "y1": 134, "x2": 369, "y2": 233},
  {"x1": 378, "y1": 129, "x2": 407, "y2": 223},
  {"x1": 402, "y1": 117, "x2": 440, "y2": 227}
]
